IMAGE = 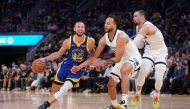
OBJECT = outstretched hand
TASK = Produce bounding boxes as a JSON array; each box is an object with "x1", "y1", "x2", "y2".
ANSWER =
[
  {"x1": 71, "y1": 66, "x2": 81, "y2": 74},
  {"x1": 91, "y1": 59, "x2": 106, "y2": 68}
]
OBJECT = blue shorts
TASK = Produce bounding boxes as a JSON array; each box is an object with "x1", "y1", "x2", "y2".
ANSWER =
[{"x1": 54, "y1": 60, "x2": 85, "y2": 87}]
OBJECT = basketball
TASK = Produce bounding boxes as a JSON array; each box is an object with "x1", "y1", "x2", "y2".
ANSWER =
[{"x1": 32, "y1": 59, "x2": 46, "y2": 73}]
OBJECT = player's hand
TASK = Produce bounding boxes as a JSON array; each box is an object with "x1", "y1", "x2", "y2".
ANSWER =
[
  {"x1": 91, "y1": 59, "x2": 106, "y2": 68},
  {"x1": 71, "y1": 66, "x2": 81, "y2": 74}
]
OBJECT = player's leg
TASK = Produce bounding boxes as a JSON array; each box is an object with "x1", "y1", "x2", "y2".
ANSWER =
[
  {"x1": 38, "y1": 80, "x2": 73, "y2": 109},
  {"x1": 50, "y1": 62, "x2": 69, "y2": 93},
  {"x1": 131, "y1": 56, "x2": 153, "y2": 106},
  {"x1": 119, "y1": 57, "x2": 141, "y2": 108},
  {"x1": 50, "y1": 76, "x2": 63, "y2": 93},
  {"x1": 38, "y1": 62, "x2": 68, "y2": 109},
  {"x1": 104, "y1": 63, "x2": 122, "y2": 109},
  {"x1": 104, "y1": 77, "x2": 119, "y2": 109},
  {"x1": 152, "y1": 55, "x2": 167, "y2": 109},
  {"x1": 119, "y1": 62, "x2": 134, "y2": 108}
]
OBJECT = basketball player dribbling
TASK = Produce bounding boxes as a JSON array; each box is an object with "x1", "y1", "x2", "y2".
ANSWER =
[
  {"x1": 131, "y1": 10, "x2": 168, "y2": 109},
  {"x1": 37, "y1": 21, "x2": 95, "y2": 109}
]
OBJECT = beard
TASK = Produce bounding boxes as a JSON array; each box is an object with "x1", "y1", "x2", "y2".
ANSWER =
[
  {"x1": 104, "y1": 28, "x2": 112, "y2": 33},
  {"x1": 133, "y1": 20, "x2": 140, "y2": 25},
  {"x1": 76, "y1": 32, "x2": 84, "y2": 37}
]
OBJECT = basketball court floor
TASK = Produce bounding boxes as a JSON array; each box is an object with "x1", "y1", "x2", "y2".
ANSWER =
[{"x1": 0, "y1": 91, "x2": 190, "y2": 109}]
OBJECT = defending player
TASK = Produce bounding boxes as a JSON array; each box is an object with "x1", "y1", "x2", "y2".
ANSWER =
[{"x1": 131, "y1": 10, "x2": 168, "y2": 109}]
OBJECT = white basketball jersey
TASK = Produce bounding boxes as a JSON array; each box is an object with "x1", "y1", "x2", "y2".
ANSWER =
[
  {"x1": 105, "y1": 30, "x2": 140, "y2": 60},
  {"x1": 137, "y1": 21, "x2": 167, "y2": 54}
]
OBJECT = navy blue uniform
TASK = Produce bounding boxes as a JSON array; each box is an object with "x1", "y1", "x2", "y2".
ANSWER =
[{"x1": 54, "y1": 35, "x2": 90, "y2": 87}]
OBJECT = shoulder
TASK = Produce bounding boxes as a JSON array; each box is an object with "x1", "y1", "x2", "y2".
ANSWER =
[
  {"x1": 63, "y1": 37, "x2": 71, "y2": 44},
  {"x1": 87, "y1": 37, "x2": 95, "y2": 48},
  {"x1": 87, "y1": 37, "x2": 95, "y2": 44},
  {"x1": 99, "y1": 34, "x2": 106, "y2": 43},
  {"x1": 118, "y1": 31, "x2": 128, "y2": 38},
  {"x1": 61, "y1": 37, "x2": 71, "y2": 48},
  {"x1": 117, "y1": 31, "x2": 128, "y2": 42},
  {"x1": 142, "y1": 23, "x2": 156, "y2": 32}
]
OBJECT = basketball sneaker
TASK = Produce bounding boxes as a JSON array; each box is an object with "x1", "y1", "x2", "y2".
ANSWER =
[
  {"x1": 152, "y1": 96, "x2": 159, "y2": 109},
  {"x1": 118, "y1": 100, "x2": 127, "y2": 108},
  {"x1": 104, "y1": 105, "x2": 115, "y2": 109},
  {"x1": 104, "y1": 104, "x2": 125, "y2": 109},
  {"x1": 38, "y1": 101, "x2": 50, "y2": 109},
  {"x1": 130, "y1": 94, "x2": 140, "y2": 107}
]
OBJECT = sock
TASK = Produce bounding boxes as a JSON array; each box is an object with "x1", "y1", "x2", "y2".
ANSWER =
[
  {"x1": 121, "y1": 94, "x2": 128, "y2": 104},
  {"x1": 111, "y1": 99, "x2": 117, "y2": 106},
  {"x1": 136, "y1": 90, "x2": 141, "y2": 95},
  {"x1": 154, "y1": 91, "x2": 160, "y2": 97}
]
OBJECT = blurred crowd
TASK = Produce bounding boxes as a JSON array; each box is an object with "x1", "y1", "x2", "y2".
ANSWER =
[{"x1": 0, "y1": 0, "x2": 190, "y2": 94}]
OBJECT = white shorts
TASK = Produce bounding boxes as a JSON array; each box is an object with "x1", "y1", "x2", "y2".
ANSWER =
[
  {"x1": 108, "y1": 56, "x2": 141, "y2": 82},
  {"x1": 143, "y1": 52, "x2": 168, "y2": 67}
]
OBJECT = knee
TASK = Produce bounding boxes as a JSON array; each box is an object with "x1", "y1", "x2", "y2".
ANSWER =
[
  {"x1": 107, "y1": 78, "x2": 117, "y2": 88},
  {"x1": 120, "y1": 63, "x2": 133, "y2": 76}
]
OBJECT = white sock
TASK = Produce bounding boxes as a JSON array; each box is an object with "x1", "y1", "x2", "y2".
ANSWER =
[
  {"x1": 111, "y1": 99, "x2": 117, "y2": 106},
  {"x1": 154, "y1": 91, "x2": 160, "y2": 97},
  {"x1": 121, "y1": 94, "x2": 128, "y2": 104},
  {"x1": 54, "y1": 81, "x2": 73, "y2": 99},
  {"x1": 136, "y1": 90, "x2": 141, "y2": 95}
]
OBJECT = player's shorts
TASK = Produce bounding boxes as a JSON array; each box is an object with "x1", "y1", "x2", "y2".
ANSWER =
[
  {"x1": 54, "y1": 60, "x2": 85, "y2": 87},
  {"x1": 142, "y1": 52, "x2": 168, "y2": 68},
  {"x1": 108, "y1": 56, "x2": 141, "y2": 82}
]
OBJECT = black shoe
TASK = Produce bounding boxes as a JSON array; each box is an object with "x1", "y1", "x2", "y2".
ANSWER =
[
  {"x1": 38, "y1": 101, "x2": 50, "y2": 109},
  {"x1": 119, "y1": 100, "x2": 127, "y2": 108},
  {"x1": 104, "y1": 105, "x2": 115, "y2": 109}
]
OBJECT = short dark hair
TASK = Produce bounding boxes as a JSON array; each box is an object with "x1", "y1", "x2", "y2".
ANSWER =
[
  {"x1": 107, "y1": 15, "x2": 119, "y2": 25},
  {"x1": 135, "y1": 10, "x2": 147, "y2": 19},
  {"x1": 74, "y1": 20, "x2": 85, "y2": 26}
]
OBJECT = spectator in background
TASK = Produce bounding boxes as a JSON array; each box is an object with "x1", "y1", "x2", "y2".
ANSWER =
[
  {"x1": 179, "y1": 60, "x2": 190, "y2": 95},
  {"x1": 13, "y1": 67, "x2": 21, "y2": 91},
  {"x1": 170, "y1": 57, "x2": 186, "y2": 94},
  {"x1": 42, "y1": 63, "x2": 56, "y2": 90},
  {"x1": 2, "y1": 67, "x2": 12, "y2": 91},
  {"x1": 161, "y1": 59, "x2": 176, "y2": 93},
  {"x1": 0, "y1": 70, "x2": 3, "y2": 89},
  {"x1": 20, "y1": 64, "x2": 29, "y2": 90}
]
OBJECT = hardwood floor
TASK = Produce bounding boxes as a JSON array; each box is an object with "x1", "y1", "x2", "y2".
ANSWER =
[{"x1": 0, "y1": 91, "x2": 189, "y2": 109}]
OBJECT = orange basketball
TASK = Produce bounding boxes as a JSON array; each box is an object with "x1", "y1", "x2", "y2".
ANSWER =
[{"x1": 32, "y1": 59, "x2": 46, "y2": 73}]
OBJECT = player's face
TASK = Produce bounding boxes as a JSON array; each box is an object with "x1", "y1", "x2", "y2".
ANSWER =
[
  {"x1": 133, "y1": 12, "x2": 143, "y2": 25},
  {"x1": 74, "y1": 22, "x2": 85, "y2": 37},
  {"x1": 104, "y1": 17, "x2": 116, "y2": 33}
]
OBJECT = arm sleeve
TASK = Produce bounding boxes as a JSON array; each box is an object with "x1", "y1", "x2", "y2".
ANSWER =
[{"x1": 133, "y1": 34, "x2": 145, "y2": 49}]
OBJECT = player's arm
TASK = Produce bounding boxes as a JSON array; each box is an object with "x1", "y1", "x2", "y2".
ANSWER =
[
  {"x1": 92, "y1": 35, "x2": 106, "y2": 58},
  {"x1": 77, "y1": 36, "x2": 106, "y2": 67},
  {"x1": 43, "y1": 38, "x2": 70, "y2": 62},
  {"x1": 133, "y1": 24, "x2": 156, "y2": 48},
  {"x1": 104, "y1": 32, "x2": 127, "y2": 65},
  {"x1": 139, "y1": 24, "x2": 156, "y2": 37}
]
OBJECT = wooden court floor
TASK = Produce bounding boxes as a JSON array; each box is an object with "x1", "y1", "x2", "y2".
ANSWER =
[{"x1": 0, "y1": 91, "x2": 190, "y2": 109}]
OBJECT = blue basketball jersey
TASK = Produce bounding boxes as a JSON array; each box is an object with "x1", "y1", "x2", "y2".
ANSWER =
[
  {"x1": 66, "y1": 35, "x2": 90, "y2": 65},
  {"x1": 54, "y1": 35, "x2": 90, "y2": 87}
]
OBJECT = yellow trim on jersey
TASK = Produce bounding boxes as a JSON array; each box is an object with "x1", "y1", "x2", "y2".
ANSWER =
[
  {"x1": 86, "y1": 37, "x2": 90, "y2": 52},
  {"x1": 54, "y1": 74, "x2": 64, "y2": 83},
  {"x1": 73, "y1": 35, "x2": 86, "y2": 47},
  {"x1": 66, "y1": 78, "x2": 80, "y2": 88},
  {"x1": 68, "y1": 36, "x2": 72, "y2": 50}
]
